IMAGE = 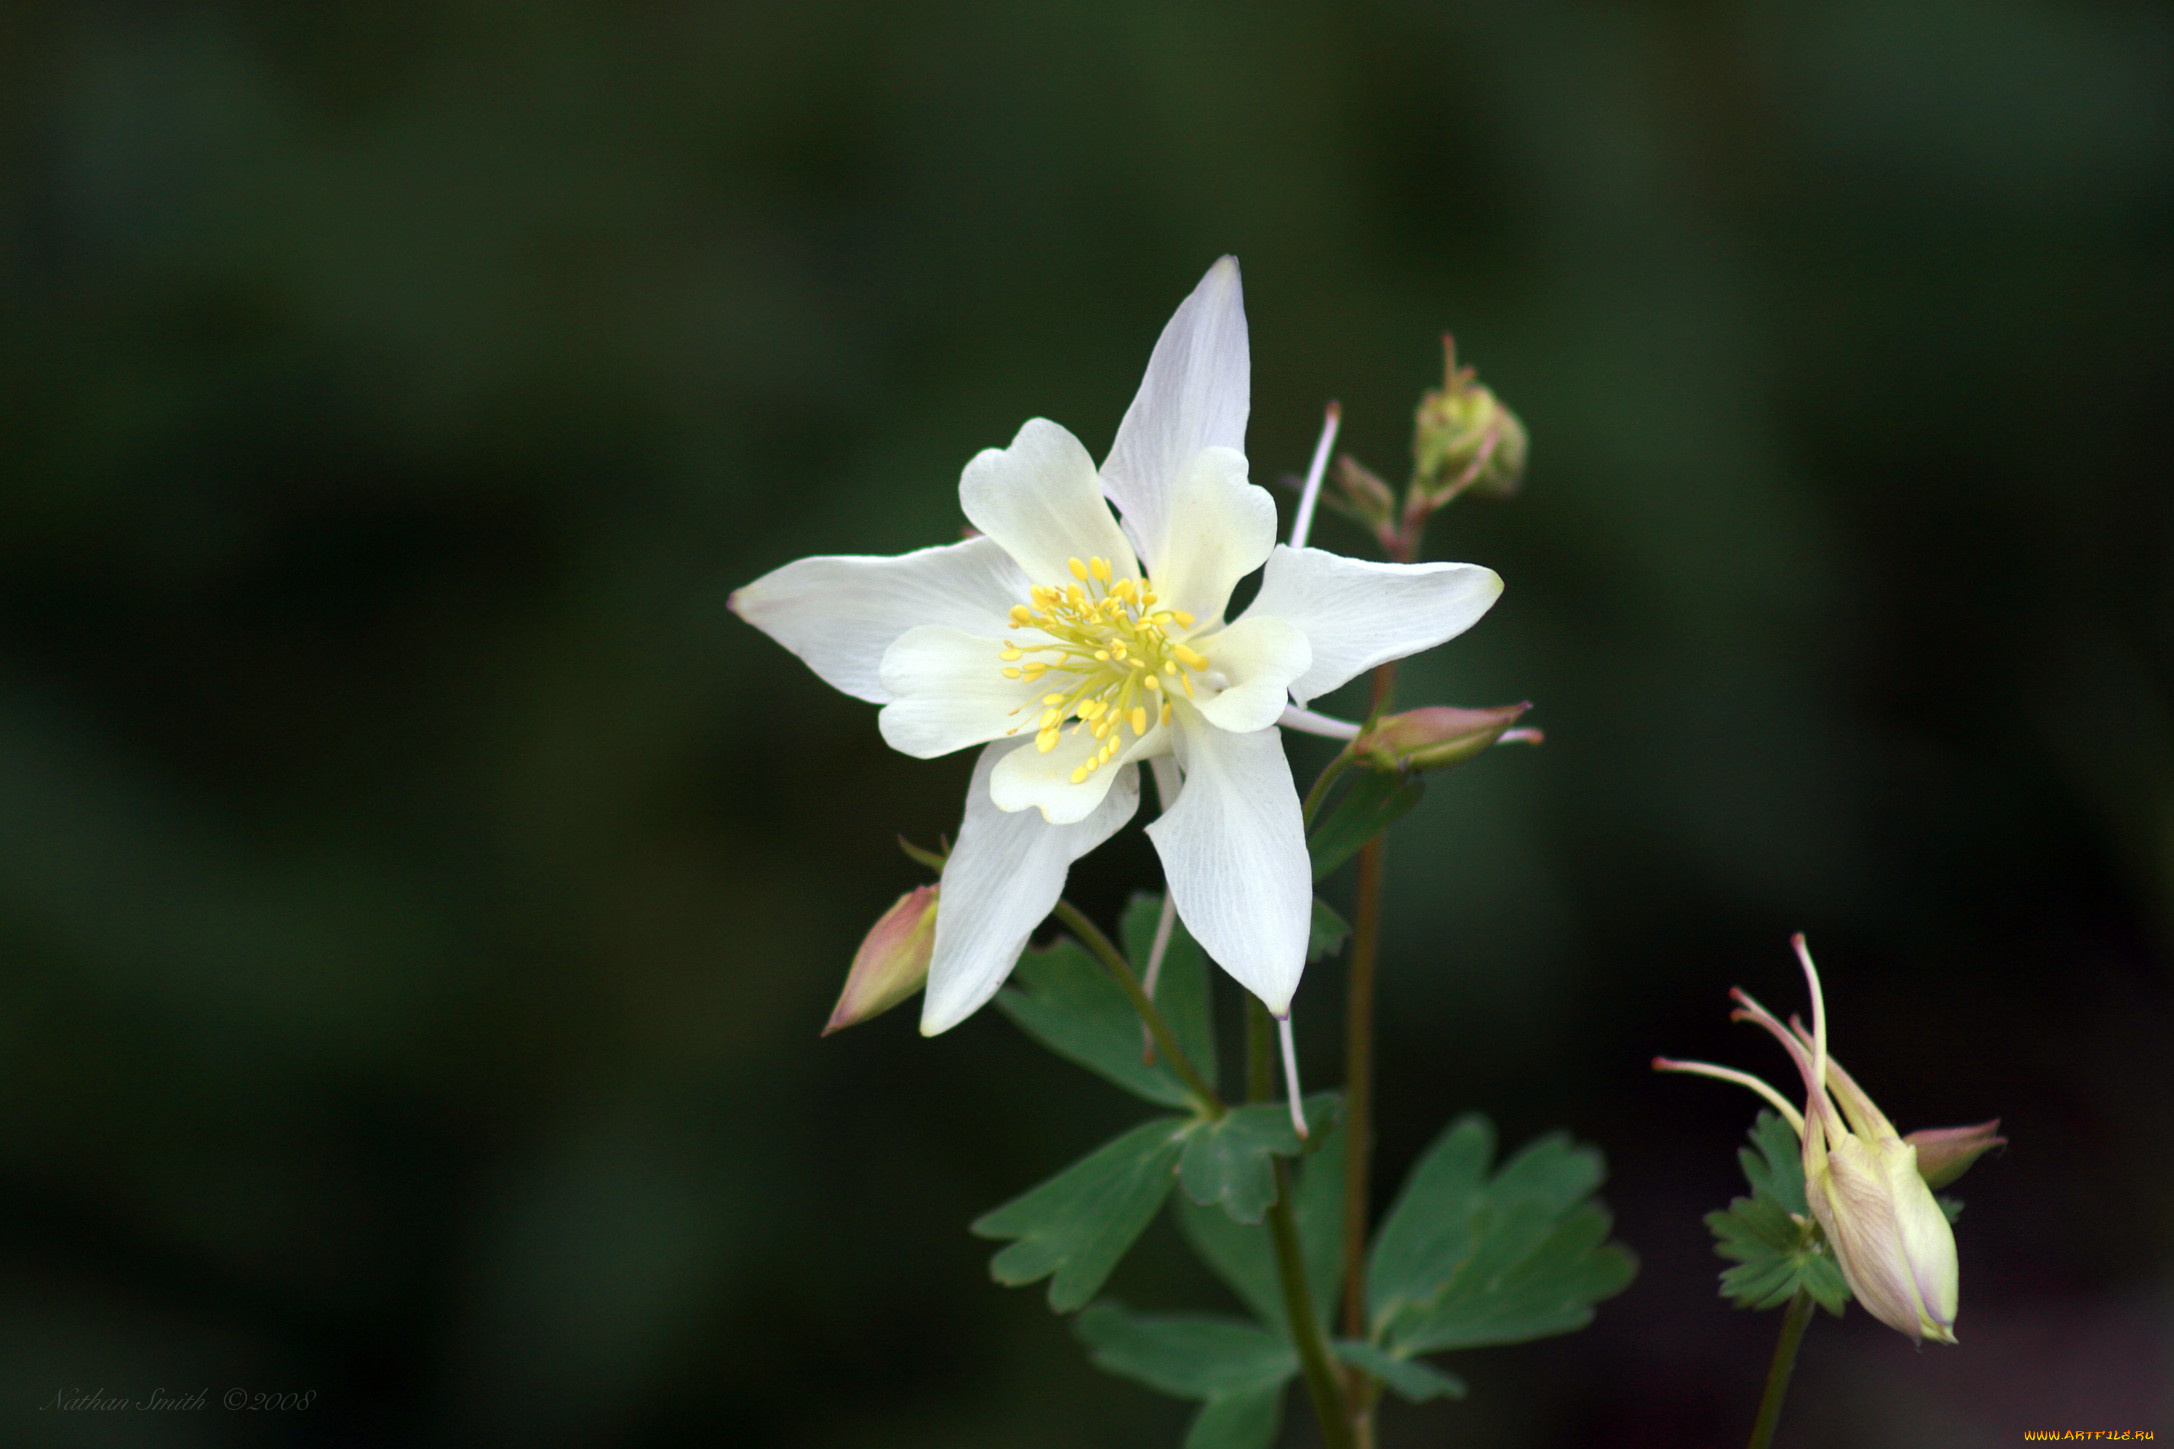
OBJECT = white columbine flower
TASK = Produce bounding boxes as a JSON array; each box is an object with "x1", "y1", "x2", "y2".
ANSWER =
[{"x1": 732, "y1": 258, "x2": 1501, "y2": 1035}]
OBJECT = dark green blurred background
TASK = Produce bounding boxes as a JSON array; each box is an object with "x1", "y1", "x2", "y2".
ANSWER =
[{"x1": 3, "y1": 1, "x2": 2169, "y2": 1444}]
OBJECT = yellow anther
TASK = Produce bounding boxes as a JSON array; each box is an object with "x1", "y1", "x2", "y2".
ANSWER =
[
  {"x1": 1163, "y1": 661, "x2": 1177, "y2": 675},
  {"x1": 1180, "y1": 672, "x2": 1196, "y2": 698},
  {"x1": 1042, "y1": 692, "x2": 1065, "y2": 705},
  {"x1": 1008, "y1": 604, "x2": 1034, "y2": 627},
  {"x1": 1036, "y1": 729, "x2": 1060, "y2": 753},
  {"x1": 1130, "y1": 706, "x2": 1147, "y2": 736},
  {"x1": 1067, "y1": 584, "x2": 1086, "y2": 605},
  {"x1": 1000, "y1": 646, "x2": 1022, "y2": 661},
  {"x1": 1022, "y1": 663, "x2": 1047, "y2": 680},
  {"x1": 1068, "y1": 557, "x2": 1090, "y2": 581},
  {"x1": 1173, "y1": 645, "x2": 1209, "y2": 670},
  {"x1": 1089, "y1": 556, "x2": 1111, "y2": 582},
  {"x1": 1160, "y1": 702, "x2": 1173, "y2": 725},
  {"x1": 1094, "y1": 649, "x2": 1110, "y2": 662},
  {"x1": 1069, "y1": 765, "x2": 1090, "y2": 784},
  {"x1": 1172, "y1": 610, "x2": 1196, "y2": 628},
  {"x1": 1038, "y1": 708, "x2": 1060, "y2": 730},
  {"x1": 1143, "y1": 674, "x2": 1161, "y2": 691},
  {"x1": 1092, "y1": 719, "x2": 1111, "y2": 739},
  {"x1": 1002, "y1": 667, "x2": 1022, "y2": 679}
]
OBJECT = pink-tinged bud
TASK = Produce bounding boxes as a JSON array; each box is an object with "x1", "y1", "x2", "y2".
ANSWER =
[
  {"x1": 1656, "y1": 935, "x2": 1995, "y2": 1345},
  {"x1": 1353, "y1": 703, "x2": 1532, "y2": 774},
  {"x1": 824, "y1": 886, "x2": 938, "y2": 1035},
  {"x1": 1904, "y1": 1121, "x2": 2005, "y2": 1190}
]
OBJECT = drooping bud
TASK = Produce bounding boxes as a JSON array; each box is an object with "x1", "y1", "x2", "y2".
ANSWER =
[
  {"x1": 1411, "y1": 335, "x2": 1527, "y2": 507},
  {"x1": 1353, "y1": 703, "x2": 1532, "y2": 774},
  {"x1": 1905, "y1": 1121, "x2": 2006, "y2": 1190},
  {"x1": 1656, "y1": 935, "x2": 1995, "y2": 1345},
  {"x1": 824, "y1": 885, "x2": 938, "y2": 1035}
]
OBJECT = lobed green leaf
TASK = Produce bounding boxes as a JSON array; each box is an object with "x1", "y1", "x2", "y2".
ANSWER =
[
  {"x1": 1704, "y1": 1110, "x2": 1852, "y2": 1316},
  {"x1": 1182, "y1": 1384, "x2": 1284, "y2": 1449},
  {"x1": 972, "y1": 1116, "x2": 1188, "y2": 1311},
  {"x1": 1367, "y1": 1115, "x2": 1635, "y2": 1356},
  {"x1": 1332, "y1": 1340, "x2": 1467, "y2": 1403},
  {"x1": 995, "y1": 936, "x2": 1195, "y2": 1110},
  {"x1": 1178, "y1": 1093, "x2": 1341, "y2": 1225},
  {"x1": 1075, "y1": 1305, "x2": 1296, "y2": 1399},
  {"x1": 1177, "y1": 1123, "x2": 1345, "y2": 1338}
]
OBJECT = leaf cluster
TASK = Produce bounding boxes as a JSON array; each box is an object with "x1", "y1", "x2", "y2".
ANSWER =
[
  {"x1": 1703, "y1": 1110, "x2": 1849, "y2": 1314},
  {"x1": 972, "y1": 892, "x2": 1635, "y2": 1448}
]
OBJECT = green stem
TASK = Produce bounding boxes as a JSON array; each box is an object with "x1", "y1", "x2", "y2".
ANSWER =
[
  {"x1": 1301, "y1": 745, "x2": 1357, "y2": 830},
  {"x1": 1268, "y1": 1158, "x2": 1355, "y2": 1449},
  {"x1": 1746, "y1": 1288, "x2": 1816, "y2": 1449},
  {"x1": 1053, "y1": 898, "x2": 1224, "y2": 1118},
  {"x1": 1254, "y1": 995, "x2": 1355, "y2": 1449}
]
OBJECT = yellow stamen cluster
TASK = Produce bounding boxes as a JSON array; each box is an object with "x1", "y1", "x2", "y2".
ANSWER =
[{"x1": 1000, "y1": 555, "x2": 1205, "y2": 784}]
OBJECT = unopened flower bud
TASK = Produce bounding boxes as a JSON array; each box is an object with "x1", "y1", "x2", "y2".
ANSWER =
[
  {"x1": 825, "y1": 885, "x2": 938, "y2": 1035},
  {"x1": 1905, "y1": 1120, "x2": 2005, "y2": 1190},
  {"x1": 1657, "y1": 936, "x2": 1994, "y2": 1345},
  {"x1": 1353, "y1": 703, "x2": 1532, "y2": 774},
  {"x1": 1412, "y1": 336, "x2": 1527, "y2": 506}
]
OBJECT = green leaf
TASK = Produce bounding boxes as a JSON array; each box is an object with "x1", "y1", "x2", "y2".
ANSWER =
[
  {"x1": 1331, "y1": 1340, "x2": 1467, "y2": 1403},
  {"x1": 1308, "y1": 771, "x2": 1425, "y2": 880},
  {"x1": 1075, "y1": 1305, "x2": 1296, "y2": 1398},
  {"x1": 972, "y1": 1116, "x2": 1188, "y2": 1311},
  {"x1": 1704, "y1": 1110, "x2": 1850, "y2": 1315},
  {"x1": 1179, "y1": 1094, "x2": 1341, "y2": 1225},
  {"x1": 1368, "y1": 1115, "x2": 1637, "y2": 1355},
  {"x1": 1177, "y1": 1124, "x2": 1345, "y2": 1337},
  {"x1": 1307, "y1": 897, "x2": 1350, "y2": 961},
  {"x1": 1183, "y1": 1384, "x2": 1284, "y2": 1449},
  {"x1": 1120, "y1": 892, "x2": 1217, "y2": 1087},
  {"x1": 1076, "y1": 1306, "x2": 1292, "y2": 1449},
  {"x1": 995, "y1": 937, "x2": 1196, "y2": 1110}
]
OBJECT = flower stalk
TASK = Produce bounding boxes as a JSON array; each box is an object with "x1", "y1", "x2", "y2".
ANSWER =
[
  {"x1": 1746, "y1": 1286, "x2": 1816, "y2": 1449},
  {"x1": 1249, "y1": 996, "x2": 1356, "y2": 1449},
  {"x1": 1052, "y1": 898, "x2": 1224, "y2": 1117}
]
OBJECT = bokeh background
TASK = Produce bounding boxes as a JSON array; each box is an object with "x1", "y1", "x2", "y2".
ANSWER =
[{"x1": 3, "y1": 1, "x2": 2170, "y2": 1444}]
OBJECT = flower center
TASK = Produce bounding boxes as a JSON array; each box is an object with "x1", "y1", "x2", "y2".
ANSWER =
[{"x1": 999, "y1": 555, "x2": 1208, "y2": 783}]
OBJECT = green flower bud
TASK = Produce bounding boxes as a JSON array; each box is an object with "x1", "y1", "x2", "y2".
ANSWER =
[
  {"x1": 824, "y1": 885, "x2": 938, "y2": 1034},
  {"x1": 1353, "y1": 703, "x2": 1534, "y2": 774},
  {"x1": 1412, "y1": 336, "x2": 1527, "y2": 506}
]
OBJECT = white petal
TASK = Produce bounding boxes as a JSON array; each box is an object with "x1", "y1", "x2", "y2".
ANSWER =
[
  {"x1": 877, "y1": 626, "x2": 1045, "y2": 758},
  {"x1": 1101, "y1": 257, "x2": 1249, "y2": 572},
  {"x1": 989, "y1": 711, "x2": 1172, "y2": 824},
  {"x1": 921, "y1": 742, "x2": 1140, "y2": 1034},
  {"x1": 730, "y1": 537, "x2": 1029, "y2": 704},
  {"x1": 1244, "y1": 545, "x2": 1503, "y2": 707},
  {"x1": 1150, "y1": 447, "x2": 1277, "y2": 629},
  {"x1": 1144, "y1": 711, "x2": 1310, "y2": 1014},
  {"x1": 1190, "y1": 615, "x2": 1311, "y2": 733},
  {"x1": 959, "y1": 418, "x2": 1137, "y2": 586}
]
